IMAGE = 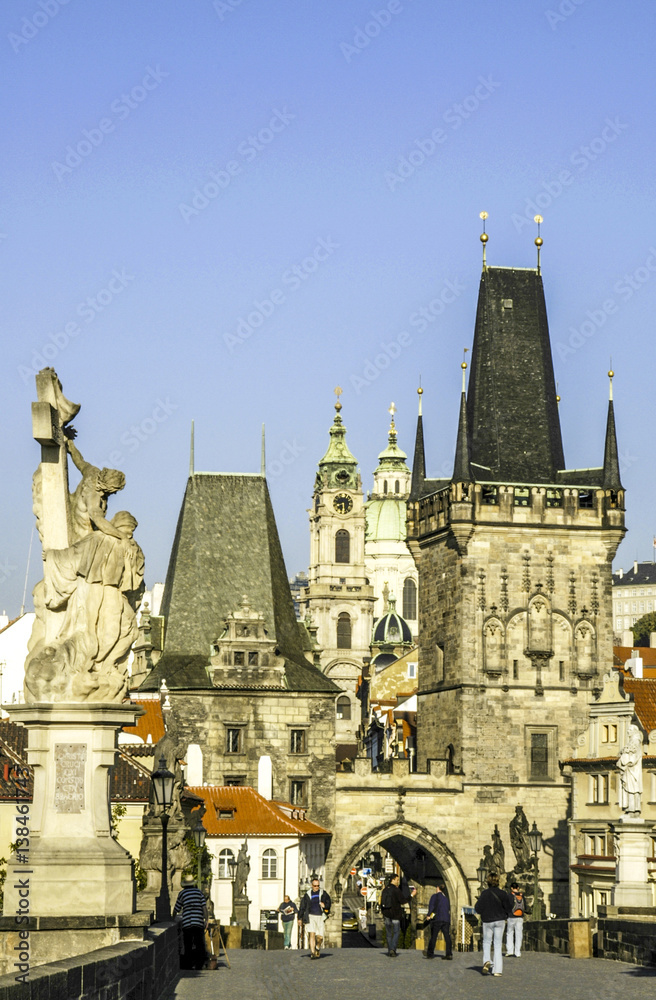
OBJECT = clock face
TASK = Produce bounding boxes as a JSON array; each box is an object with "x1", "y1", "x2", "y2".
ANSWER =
[{"x1": 333, "y1": 492, "x2": 353, "y2": 514}]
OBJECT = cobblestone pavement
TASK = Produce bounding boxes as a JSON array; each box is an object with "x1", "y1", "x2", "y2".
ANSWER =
[{"x1": 169, "y1": 948, "x2": 656, "y2": 1000}]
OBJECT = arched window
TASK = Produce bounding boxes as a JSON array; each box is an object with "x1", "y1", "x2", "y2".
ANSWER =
[
  {"x1": 218, "y1": 848, "x2": 235, "y2": 879},
  {"x1": 403, "y1": 578, "x2": 417, "y2": 620},
  {"x1": 395, "y1": 480, "x2": 400, "y2": 494},
  {"x1": 335, "y1": 529, "x2": 350, "y2": 563},
  {"x1": 262, "y1": 848, "x2": 278, "y2": 879},
  {"x1": 383, "y1": 480, "x2": 388, "y2": 494},
  {"x1": 337, "y1": 612, "x2": 351, "y2": 649},
  {"x1": 336, "y1": 695, "x2": 351, "y2": 720}
]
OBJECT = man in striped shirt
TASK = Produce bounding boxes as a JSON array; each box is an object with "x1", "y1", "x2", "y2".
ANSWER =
[{"x1": 173, "y1": 876, "x2": 208, "y2": 970}]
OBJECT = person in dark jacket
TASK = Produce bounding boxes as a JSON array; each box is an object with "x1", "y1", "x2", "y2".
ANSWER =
[
  {"x1": 278, "y1": 894, "x2": 298, "y2": 949},
  {"x1": 298, "y1": 877, "x2": 331, "y2": 958},
  {"x1": 380, "y1": 874, "x2": 404, "y2": 957},
  {"x1": 423, "y1": 884, "x2": 452, "y2": 959},
  {"x1": 475, "y1": 872, "x2": 512, "y2": 976}
]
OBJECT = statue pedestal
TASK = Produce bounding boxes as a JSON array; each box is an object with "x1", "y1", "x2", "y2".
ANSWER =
[
  {"x1": 611, "y1": 817, "x2": 654, "y2": 909},
  {"x1": 234, "y1": 895, "x2": 251, "y2": 929},
  {"x1": 3, "y1": 702, "x2": 143, "y2": 917}
]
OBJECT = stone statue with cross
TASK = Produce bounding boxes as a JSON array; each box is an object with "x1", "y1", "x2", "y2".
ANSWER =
[{"x1": 25, "y1": 368, "x2": 145, "y2": 704}]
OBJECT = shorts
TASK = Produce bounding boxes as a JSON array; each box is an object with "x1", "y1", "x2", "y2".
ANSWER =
[{"x1": 307, "y1": 914, "x2": 324, "y2": 936}]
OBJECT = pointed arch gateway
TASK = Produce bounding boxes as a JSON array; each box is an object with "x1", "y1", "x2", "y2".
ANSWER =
[{"x1": 331, "y1": 818, "x2": 471, "y2": 911}]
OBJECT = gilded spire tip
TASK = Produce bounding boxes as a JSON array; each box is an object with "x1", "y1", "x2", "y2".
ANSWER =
[
  {"x1": 479, "y1": 211, "x2": 489, "y2": 269},
  {"x1": 534, "y1": 215, "x2": 543, "y2": 274}
]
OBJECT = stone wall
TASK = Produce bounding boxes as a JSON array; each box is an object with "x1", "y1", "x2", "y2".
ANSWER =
[
  {"x1": 0, "y1": 922, "x2": 179, "y2": 1000},
  {"x1": 169, "y1": 690, "x2": 336, "y2": 831},
  {"x1": 523, "y1": 916, "x2": 656, "y2": 966}
]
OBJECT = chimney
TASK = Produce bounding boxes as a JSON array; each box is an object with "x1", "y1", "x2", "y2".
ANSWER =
[
  {"x1": 634, "y1": 560, "x2": 639, "y2": 575},
  {"x1": 650, "y1": 632, "x2": 656, "y2": 648},
  {"x1": 629, "y1": 650, "x2": 643, "y2": 678},
  {"x1": 258, "y1": 755, "x2": 272, "y2": 800},
  {"x1": 617, "y1": 568, "x2": 623, "y2": 579},
  {"x1": 186, "y1": 743, "x2": 203, "y2": 785}
]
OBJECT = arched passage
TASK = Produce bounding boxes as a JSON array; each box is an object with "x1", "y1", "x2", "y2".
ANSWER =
[{"x1": 331, "y1": 819, "x2": 472, "y2": 914}]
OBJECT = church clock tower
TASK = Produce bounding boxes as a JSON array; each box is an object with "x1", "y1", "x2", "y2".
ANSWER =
[{"x1": 300, "y1": 389, "x2": 375, "y2": 734}]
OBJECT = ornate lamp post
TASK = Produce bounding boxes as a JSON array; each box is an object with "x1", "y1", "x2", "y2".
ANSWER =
[
  {"x1": 151, "y1": 755, "x2": 175, "y2": 922},
  {"x1": 228, "y1": 855, "x2": 237, "y2": 925},
  {"x1": 193, "y1": 816, "x2": 206, "y2": 890},
  {"x1": 527, "y1": 821, "x2": 543, "y2": 920},
  {"x1": 476, "y1": 862, "x2": 488, "y2": 890}
]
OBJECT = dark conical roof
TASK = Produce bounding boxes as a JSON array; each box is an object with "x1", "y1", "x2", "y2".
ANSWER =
[
  {"x1": 603, "y1": 398, "x2": 622, "y2": 490},
  {"x1": 453, "y1": 389, "x2": 472, "y2": 482},
  {"x1": 409, "y1": 413, "x2": 426, "y2": 500},
  {"x1": 466, "y1": 267, "x2": 565, "y2": 483},
  {"x1": 141, "y1": 473, "x2": 338, "y2": 693}
]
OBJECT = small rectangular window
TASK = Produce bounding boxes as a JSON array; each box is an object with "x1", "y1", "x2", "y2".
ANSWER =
[
  {"x1": 546, "y1": 489, "x2": 562, "y2": 508},
  {"x1": 226, "y1": 728, "x2": 243, "y2": 754},
  {"x1": 530, "y1": 732, "x2": 549, "y2": 780},
  {"x1": 248, "y1": 651, "x2": 258, "y2": 665},
  {"x1": 290, "y1": 730, "x2": 306, "y2": 754},
  {"x1": 513, "y1": 659, "x2": 519, "y2": 680},
  {"x1": 290, "y1": 779, "x2": 307, "y2": 806},
  {"x1": 481, "y1": 486, "x2": 498, "y2": 505},
  {"x1": 559, "y1": 660, "x2": 565, "y2": 681},
  {"x1": 407, "y1": 662, "x2": 417, "y2": 679},
  {"x1": 233, "y1": 651, "x2": 244, "y2": 665},
  {"x1": 514, "y1": 487, "x2": 531, "y2": 507},
  {"x1": 578, "y1": 491, "x2": 594, "y2": 509},
  {"x1": 225, "y1": 776, "x2": 244, "y2": 786}
]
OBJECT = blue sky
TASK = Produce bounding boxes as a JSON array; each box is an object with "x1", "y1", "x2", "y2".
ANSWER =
[{"x1": 1, "y1": 0, "x2": 655, "y2": 614}]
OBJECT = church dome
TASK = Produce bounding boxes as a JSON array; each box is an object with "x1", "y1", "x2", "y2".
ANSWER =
[
  {"x1": 366, "y1": 498, "x2": 407, "y2": 541},
  {"x1": 372, "y1": 599, "x2": 413, "y2": 645}
]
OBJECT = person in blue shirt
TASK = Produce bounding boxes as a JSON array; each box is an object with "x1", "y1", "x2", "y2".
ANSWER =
[
  {"x1": 298, "y1": 877, "x2": 331, "y2": 958},
  {"x1": 423, "y1": 884, "x2": 453, "y2": 959}
]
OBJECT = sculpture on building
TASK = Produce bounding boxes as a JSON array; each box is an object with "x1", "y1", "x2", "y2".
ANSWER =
[
  {"x1": 617, "y1": 723, "x2": 643, "y2": 815},
  {"x1": 509, "y1": 805, "x2": 531, "y2": 870},
  {"x1": 235, "y1": 841, "x2": 251, "y2": 897},
  {"x1": 491, "y1": 824, "x2": 505, "y2": 875},
  {"x1": 25, "y1": 369, "x2": 144, "y2": 704}
]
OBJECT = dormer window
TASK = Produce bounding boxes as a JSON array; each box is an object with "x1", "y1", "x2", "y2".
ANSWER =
[{"x1": 218, "y1": 809, "x2": 234, "y2": 820}]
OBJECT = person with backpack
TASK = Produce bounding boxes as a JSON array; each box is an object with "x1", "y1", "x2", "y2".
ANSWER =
[
  {"x1": 380, "y1": 873, "x2": 404, "y2": 957},
  {"x1": 506, "y1": 882, "x2": 526, "y2": 957},
  {"x1": 475, "y1": 871, "x2": 512, "y2": 976},
  {"x1": 298, "y1": 876, "x2": 331, "y2": 959}
]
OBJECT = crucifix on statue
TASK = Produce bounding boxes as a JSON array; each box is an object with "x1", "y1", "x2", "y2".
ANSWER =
[{"x1": 31, "y1": 367, "x2": 80, "y2": 552}]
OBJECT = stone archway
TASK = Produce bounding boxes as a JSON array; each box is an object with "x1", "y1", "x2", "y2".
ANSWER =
[{"x1": 323, "y1": 819, "x2": 471, "y2": 946}]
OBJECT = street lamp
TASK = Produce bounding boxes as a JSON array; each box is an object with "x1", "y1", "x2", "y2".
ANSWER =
[
  {"x1": 527, "y1": 821, "x2": 543, "y2": 920},
  {"x1": 151, "y1": 755, "x2": 175, "y2": 922},
  {"x1": 228, "y1": 855, "x2": 237, "y2": 925},
  {"x1": 476, "y1": 862, "x2": 488, "y2": 890},
  {"x1": 192, "y1": 816, "x2": 206, "y2": 890}
]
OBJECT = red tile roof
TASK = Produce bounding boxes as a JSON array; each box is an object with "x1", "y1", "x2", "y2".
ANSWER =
[
  {"x1": 614, "y1": 647, "x2": 656, "y2": 672},
  {"x1": 623, "y1": 677, "x2": 656, "y2": 733},
  {"x1": 122, "y1": 697, "x2": 165, "y2": 744},
  {"x1": 187, "y1": 785, "x2": 330, "y2": 837}
]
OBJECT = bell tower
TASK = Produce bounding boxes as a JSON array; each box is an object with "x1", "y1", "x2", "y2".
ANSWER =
[{"x1": 300, "y1": 389, "x2": 375, "y2": 730}]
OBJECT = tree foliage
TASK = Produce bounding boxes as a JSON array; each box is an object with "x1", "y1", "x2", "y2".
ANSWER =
[{"x1": 631, "y1": 612, "x2": 656, "y2": 646}]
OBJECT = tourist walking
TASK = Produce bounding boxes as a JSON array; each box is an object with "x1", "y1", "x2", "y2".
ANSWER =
[
  {"x1": 475, "y1": 871, "x2": 512, "y2": 976},
  {"x1": 424, "y1": 883, "x2": 453, "y2": 960},
  {"x1": 298, "y1": 876, "x2": 331, "y2": 958},
  {"x1": 278, "y1": 894, "x2": 298, "y2": 949},
  {"x1": 173, "y1": 875, "x2": 208, "y2": 970},
  {"x1": 506, "y1": 882, "x2": 526, "y2": 957},
  {"x1": 380, "y1": 873, "x2": 404, "y2": 957}
]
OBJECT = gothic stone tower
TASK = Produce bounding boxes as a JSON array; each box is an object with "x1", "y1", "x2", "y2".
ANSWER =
[
  {"x1": 300, "y1": 392, "x2": 375, "y2": 734},
  {"x1": 407, "y1": 265, "x2": 626, "y2": 785}
]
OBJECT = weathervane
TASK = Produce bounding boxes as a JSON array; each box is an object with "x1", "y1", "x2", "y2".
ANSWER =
[
  {"x1": 334, "y1": 385, "x2": 343, "y2": 412},
  {"x1": 480, "y1": 211, "x2": 489, "y2": 269},
  {"x1": 534, "y1": 215, "x2": 543, "y2": 274}
]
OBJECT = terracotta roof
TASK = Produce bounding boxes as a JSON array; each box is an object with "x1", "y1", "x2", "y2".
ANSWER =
[
  {"x1": 187, "y1": 785, "x2": 330, "y2": 837},
  {"x1": 121, "y1": 744, "x2": 157, "y2": 758},
  {"x1": 121, "y1": 697, "x2": 165, "y2": 744},
  {"x1": 623, "y1": 677, "x2": 656, "y2": 733},
  {"x1": 614, "y1": 646, "x2": 656, "y2": 670}
]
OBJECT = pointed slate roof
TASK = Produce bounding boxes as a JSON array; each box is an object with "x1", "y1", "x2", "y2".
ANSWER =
[
  {"x1": 140, "y1": 473, "x2": 338, "y2": 694},
  {"x1": 603, "y1": 397, "x2": 623, "y2": 490},
  {"x1": 452, "y1": 389, "x2": 472, "y2": 482},
  {"x1": 409, "y1": 395, "x2": 426, "y2": 500},
  {"x1": 466, "y1": 267, "x2": 565, "y2": 483}
]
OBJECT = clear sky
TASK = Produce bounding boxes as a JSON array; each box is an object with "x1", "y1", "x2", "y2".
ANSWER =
[{"x1": 1, "y1": 0, "x2": 655, "y2": 615}]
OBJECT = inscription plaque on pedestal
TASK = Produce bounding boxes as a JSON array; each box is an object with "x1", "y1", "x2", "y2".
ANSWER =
[{"x1": 54, "y1": 743, "x2": 86, "y2": 812}]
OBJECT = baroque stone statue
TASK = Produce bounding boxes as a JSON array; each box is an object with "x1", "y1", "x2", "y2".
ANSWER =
[
  {"x1": 235, "y1": 841, "x2": 251, "y2": 897},
  {"x1": 617, "y1": 723, "x2": 643, "y2": 815},
  {"x1": 492, "y1": 824, "x2": 505, "y2": 875},
  {"x1": 25, "y1": 368, "x2": 144, "y2": 704},
  {"x1": 509, "y1": 805, "x2": 531, "y2": 870}
]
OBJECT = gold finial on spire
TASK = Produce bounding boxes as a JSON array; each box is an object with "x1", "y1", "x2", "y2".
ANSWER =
[
  {"x1": 556, "y1": 380, "x2": 560, "y2": 405},
  {"x1": 461, "y1": 347, "x2": 469, "y2": 393},
  {"x1": 479, "y1": 211, "x2": 489, "y2": 269},
  {"x1": 417, "y1": 384, "x2": 423, "y2": 416},
  {"x1": 534, "y1": 215, "x2": 543, "y2": 274},
  {"x1": 608, "y1": 361, "x2": 614, "y2": 401},
  {"x1": 334, "y1": 385, "x2": 343, "y2": 412}
]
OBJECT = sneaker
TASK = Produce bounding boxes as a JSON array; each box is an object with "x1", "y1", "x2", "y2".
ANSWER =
[
  {"x1": 482, "y1": 961, "x2": 492, "y2": 975},
  {"x1": 390, "y1": 951, "x2": 398, "y2": 957},
  {"x1": 492, "y1": 973, "x2": 502, "y2": 977},
  {"x1": 423, "y1": 951, "x2": 434, "y2": 959},
  {"x1": 442, "y1": 955, "x2": 453, "y2": 960}
]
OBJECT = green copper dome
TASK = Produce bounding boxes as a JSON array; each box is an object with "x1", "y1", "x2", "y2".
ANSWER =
[{"x1": 366, "y1": 498, "x2": 407, "y2": 541}]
